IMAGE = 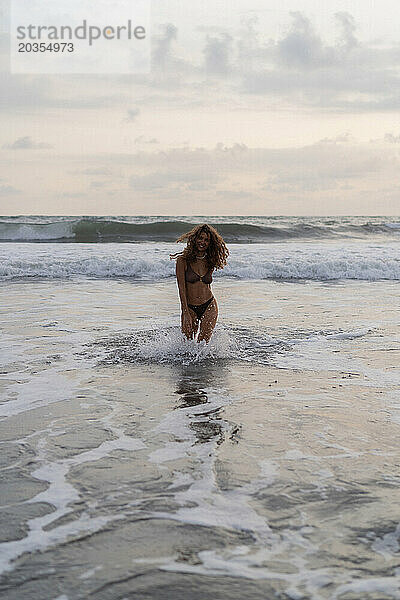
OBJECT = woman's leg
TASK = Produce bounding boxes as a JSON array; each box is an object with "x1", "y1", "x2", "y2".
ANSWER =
[
  {"x1": 198, "y1": 298, "x2": 218, "y2": 343},
  {"x1": 182, "y1": 307, "x2": 199, "y2": 340}
]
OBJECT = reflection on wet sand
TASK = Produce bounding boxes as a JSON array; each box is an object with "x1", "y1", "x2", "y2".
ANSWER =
[{"x1": 173, "y1": 364, "x2": 238, "y2": 447}]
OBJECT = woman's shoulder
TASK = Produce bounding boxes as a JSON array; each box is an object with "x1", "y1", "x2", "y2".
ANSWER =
[{"x1": 176, "y1": 255, "x2": 187, "y2": 268}]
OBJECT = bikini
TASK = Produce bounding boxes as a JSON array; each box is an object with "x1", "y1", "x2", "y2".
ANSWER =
[{"x1": 185, "y1": 263, "x2": 214, "y2": 319}]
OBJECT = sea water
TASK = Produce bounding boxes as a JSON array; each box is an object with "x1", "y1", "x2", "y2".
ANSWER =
[{"x1": 0, "y1": 216, "x2": 400, "y2": 599}]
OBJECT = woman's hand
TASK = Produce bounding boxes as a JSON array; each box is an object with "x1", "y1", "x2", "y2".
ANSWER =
[{"x1": 181, "y1": 309, "x2": 194, "y2": 339}]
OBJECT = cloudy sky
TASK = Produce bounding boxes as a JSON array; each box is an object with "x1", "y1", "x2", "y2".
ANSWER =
[{"x1": 1, "y1": 0, "x2": 400, "y2": 215}]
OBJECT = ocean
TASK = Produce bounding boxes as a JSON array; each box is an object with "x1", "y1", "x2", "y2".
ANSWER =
[{"x1": 1, "y1": 216, "x2": 400, "y2": 599}]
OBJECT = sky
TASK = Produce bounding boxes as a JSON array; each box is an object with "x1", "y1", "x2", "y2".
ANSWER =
[{"x1": 1, "y1": 0, "x2": 400, "y2": 215}]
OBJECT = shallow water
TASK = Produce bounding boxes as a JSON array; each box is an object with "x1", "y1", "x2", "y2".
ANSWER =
[{"x1": 1, "y1": 278, "x2": 400, "y2": 599}]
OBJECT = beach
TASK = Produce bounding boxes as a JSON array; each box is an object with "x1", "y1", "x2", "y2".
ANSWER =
[{"x1": 1, "y1": 217, "x2": 400, "y2": 599}]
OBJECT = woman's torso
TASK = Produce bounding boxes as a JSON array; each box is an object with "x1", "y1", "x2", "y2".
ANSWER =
[{"x1": 185, "y1": 259, "x2": 214, "y2": 305}]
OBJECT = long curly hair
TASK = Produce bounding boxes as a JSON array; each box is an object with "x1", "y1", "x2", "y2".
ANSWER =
[{"x1": 170, "y1": 223, "x2": 229, "y2": 270}]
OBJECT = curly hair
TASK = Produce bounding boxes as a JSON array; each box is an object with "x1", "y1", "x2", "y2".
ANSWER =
[{"x1": 170, "y1": 223, "x2": 229, "y2": 270}]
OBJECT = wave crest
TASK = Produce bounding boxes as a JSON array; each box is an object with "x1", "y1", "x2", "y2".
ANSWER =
[{"x1": 1, "y1": 218, "x2": 400, "y2": 243}]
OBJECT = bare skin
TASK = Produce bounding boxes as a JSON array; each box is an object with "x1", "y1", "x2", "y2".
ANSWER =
[{"x1": 175, "y1": 231, "x2": 218, "y2": 343}]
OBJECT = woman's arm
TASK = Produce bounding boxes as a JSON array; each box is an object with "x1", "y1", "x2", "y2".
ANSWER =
[
  {"x1": 176, "y1": 256, "x2": 194, "y2": 338},
  {"x1": 176, "y1": 256, "x2": 189, "y2": 311}
]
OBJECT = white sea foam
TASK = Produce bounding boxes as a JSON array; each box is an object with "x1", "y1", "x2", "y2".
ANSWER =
[
  {"x1": 385, "y1": 222, "x2": 400, "y2": 229},
  {"x1": 0, "y1": 406, "x2": 145, "y2": 575},
  {"x1": 324, "y1": 328, "x2": 372, "y2": 340},
  {"x1": 98, "y1": 324, "x2": 376, "y2": 369},
  {"x1": 333, "y1": 576, "x2": 400, "y2": 599},
  {"x1": 101, "y1": 326, "x2": 235, "y2": 365},
  {"x1": 0, "y1": 221, "x2": 75, "y2": 241},
  {"x1": 1, "y1": 241, "x2": 400, "y2": 281},
  {"x1": 146, "y1": 393, "x2": 326, "y2": 597},
  {"x1": 371, "y1": 523, "x2": 400, "y2": 558},
  {"x1": 148, "y1": 394, "x2": 276, "y2": 540},
  {"x1": 0, "y1": 365, "x2": 82, "y2": 417},
  {"x1": 275, "y1": 330, "x2": 400, "y2": 387}
]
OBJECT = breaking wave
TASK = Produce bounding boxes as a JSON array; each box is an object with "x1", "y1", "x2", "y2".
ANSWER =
[
  {"x1": 1, "y1": 240, "x2": 400, "y2": 281},
  {"x1": 1, "y1": 217, "x2": 400, "y2": 243}
]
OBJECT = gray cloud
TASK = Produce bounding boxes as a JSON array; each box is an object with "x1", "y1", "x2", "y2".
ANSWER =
[
  {"x1": 318, "y1": 132, "x2": 354, "y2": 144},
  {"x1": 141, "y1": 12, "x2": 400, "y2": 113},
  {"x1": 0, "y1": 70, "x2": 133, "y2": 113},
  {"x1": 60, "y1": 192, "x2": 86, "y2": 198},
  {"x1": 203, "y1": 33, "x2": 233, "y2": 75},
  {"x1": 0, "y1": 72, "x2": 55, "y2": 111},
  {"x1": 129, "y1": 167, "x2": 220, "y2": 192},
  {"x1": 79, "y1": 167, "x2": 114, "y2": 176},
  {"x1": 90, "y1": 181, "x2": 108, "y2": 189},
  {"x1": 134, "y1": 136, "x2": 159, "y2": 145},
  {"x1": 272, "y1": 11, "x2": 359, "y2": 69},
  {"x1": 149, "y1": 23, "x2": 197, "y2": 91},
  {"x1": 3, "y1": 136, "x2": 53, "y2": 150},
  {"x1": 275, "y1": 12, "x2": 333, "y2": 69},
  {"x1": 262, "y1": 140, "x2": 390, "y2": 192},
  {"x1": 335, "y1": 12, "x2": 359, "y2": 51},
  {"x1": 1, "y1": 13, "x2": 399, "y2": 117},
  {"x1": 2, "y1": 139, "x2": 398, "y2": 213},
  {"x1": 216, "y1": 188, "x2": 257, "y2": 199},
  {"x1": 87, "y1": 138, "x2": 392, "y2": 201},
  {"x1": 152, "y1": 23, "x2": 178, "y2": 70},
  {"x1": 383, "y1": 133, "x2": 400, "y2": 143},
  {"x1": 0, "y1": 184, "x2": 21, "y2": 195},
  {"x1": 239, "y1": 12, "x2": 400, "y2": 111},
  {"x1": 124, "y1": 140, "x2": 396, "y2": 197},
  {"x1": 125, "y1": 108, "x2": 140, "y2": 122}
]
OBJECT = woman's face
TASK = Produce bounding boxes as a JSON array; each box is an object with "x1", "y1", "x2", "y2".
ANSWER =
[{"x1": 195, "y1": 231, "x2": 210, "y2": 253}]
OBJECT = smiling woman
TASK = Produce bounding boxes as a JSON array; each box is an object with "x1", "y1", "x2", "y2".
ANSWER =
[{"x1": 170, "y1": 223, "x2": 229, "y2": 343}]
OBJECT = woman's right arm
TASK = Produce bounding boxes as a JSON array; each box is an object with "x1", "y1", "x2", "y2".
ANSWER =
[
  {"x1": 176, "y1": 256, "x2": 189, "y2": 311},
  {"x1": 176, "y1": 257, "x2": 192, "y2": 337}
]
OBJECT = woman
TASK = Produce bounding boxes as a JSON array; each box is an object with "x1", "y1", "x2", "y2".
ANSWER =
[{"x1": 171, "y1": 224, "x2": 229, "y2": 343}]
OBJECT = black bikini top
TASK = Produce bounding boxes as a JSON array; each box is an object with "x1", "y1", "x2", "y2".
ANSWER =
[{"x1": 185, "y1": 262, "x2": 213, "y2": 285}]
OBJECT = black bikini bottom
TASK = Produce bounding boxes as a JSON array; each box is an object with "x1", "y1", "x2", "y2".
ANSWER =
[{"x1": 188, "y1": 296, "x2": 214, "y2": 320}]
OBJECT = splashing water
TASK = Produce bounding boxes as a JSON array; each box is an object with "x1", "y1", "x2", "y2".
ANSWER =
[
  {"x1": 97, "y1": 326, "x2": 236, "y2": 365},
  {"x1": 89, "y1": 323, "x2": 292, "y2": 366},
  {"x1": 88, "y1": 324, "x2": 371, "y2": 367}
]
